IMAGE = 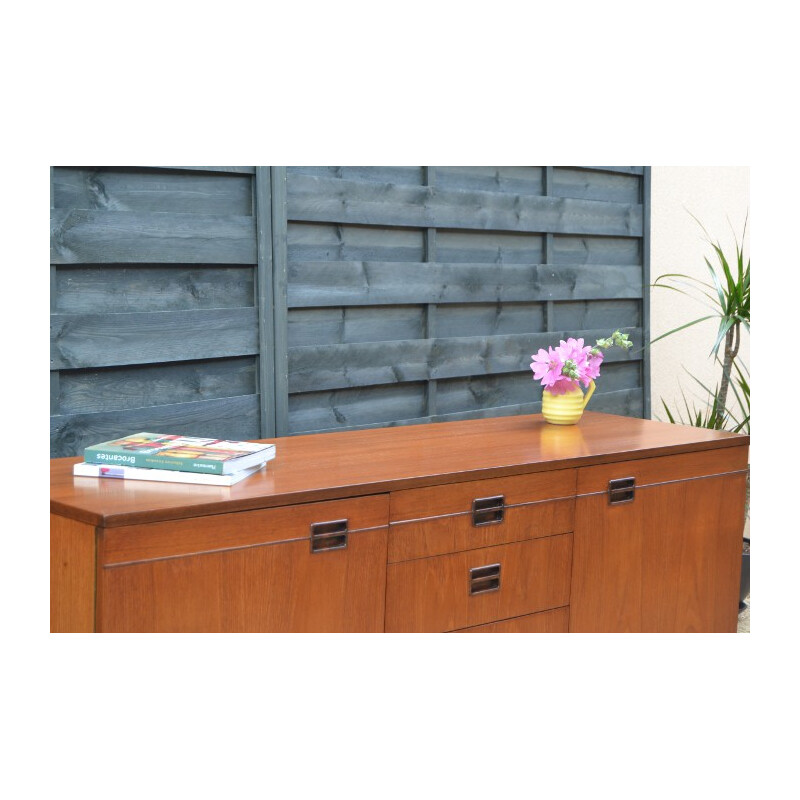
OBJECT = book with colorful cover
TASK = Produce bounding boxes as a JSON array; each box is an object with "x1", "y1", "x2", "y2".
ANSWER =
[
  {"x1": 73, "y1": 458, "x2": 271, "y2": 486},
  {"x1": 83, "y1": 432, "x2": 276, "y2": 475}
]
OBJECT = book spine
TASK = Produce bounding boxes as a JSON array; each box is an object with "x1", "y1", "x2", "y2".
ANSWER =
[
  {"x1": 83, "y1": 449, "x2": 225, "y2": 475},
  {"x1": 74, "y1": 463, "x2": 235, "y2": 485}
]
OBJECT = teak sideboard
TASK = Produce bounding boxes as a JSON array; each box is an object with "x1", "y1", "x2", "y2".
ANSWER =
[{"x1": 50, "y1": 412, "x2": 749, "y2": 633}]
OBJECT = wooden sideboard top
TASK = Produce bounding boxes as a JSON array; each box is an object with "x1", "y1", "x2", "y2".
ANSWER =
[{"x1": 50, "y1": 411, "x2": 749, "y2": 528}]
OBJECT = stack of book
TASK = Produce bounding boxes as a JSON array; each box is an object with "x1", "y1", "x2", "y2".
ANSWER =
[{"x1": 72, "y1": 433, "x2": 277, "y2": 486}]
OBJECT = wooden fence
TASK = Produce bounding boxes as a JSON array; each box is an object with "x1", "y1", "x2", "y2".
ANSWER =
[{"x1": 50, "y1": 166, "x2": 650, "y2": 456}]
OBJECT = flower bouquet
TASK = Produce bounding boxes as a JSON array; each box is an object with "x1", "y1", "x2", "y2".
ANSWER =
[{"x1": 530, "y1": 330, "x2": 633, "y2": 424}]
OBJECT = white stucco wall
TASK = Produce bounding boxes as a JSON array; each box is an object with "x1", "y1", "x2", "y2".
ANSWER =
[{"x1": 649, "y1": 167, "x2": 750, "y2": 425}]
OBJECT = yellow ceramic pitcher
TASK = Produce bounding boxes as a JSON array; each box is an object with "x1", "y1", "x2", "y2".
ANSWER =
[{"x1": 541, "y1": 380, "x2": 596, "y2": 425}]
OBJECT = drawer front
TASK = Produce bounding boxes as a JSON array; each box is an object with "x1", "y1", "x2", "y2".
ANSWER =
[
  {"x1": 454, "y1": 607, "x2": 569, "y2": 633},
  {"x1": 101, "y1": 495, "x2": 389, "y2": 566},
  {"x1": 389, "y1": 498, "x2": 574, "y2": 562},
  {"x1": 385, "y1": 534, "x2": 572, "y2": 633},
  {"x1": 576, "y1": 446, "x2": 749, "y2": 497},
  {"x1": 390, "y1": 469, "x2": 576, "y2": 523}
]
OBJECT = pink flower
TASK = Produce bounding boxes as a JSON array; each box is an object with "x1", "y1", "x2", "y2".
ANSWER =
[
  {"x1": 530, "y1": 347, "x2": 564, "y2": 389},
  {"x1": 557, "y1": 337, "x2": 590, "y2": 370},
  {"x1": 583, "y1": 351, "x2": 604, "y2": 386},
  {"x1": 556, "y1": 337, "x2": 585, "y2": 360},
  {"x1": 546, "y1": 375, "x2": 579, "y2": 395},
  {"x1": 529, "y1": 329, "x2": 627, "y2": 395}
]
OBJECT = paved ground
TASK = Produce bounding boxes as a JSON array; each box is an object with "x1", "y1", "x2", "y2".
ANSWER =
[{"x1": 737, "y1": 595, "x2": 750, "y2": 633}]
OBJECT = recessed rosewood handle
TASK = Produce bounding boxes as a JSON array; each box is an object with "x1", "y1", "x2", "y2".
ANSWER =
[
  {"x1": 310, "y1": 519, "x2": 348, "y2": 552},
  {"x1": 472, "y1": 495, "x2": 505, "y2": 527},
  {"x1": 469, "y1": 563, "x2": 501, "y2": 595},
  {"x1": 608, "y1": 477, "x2": 636, "y2": 505}
]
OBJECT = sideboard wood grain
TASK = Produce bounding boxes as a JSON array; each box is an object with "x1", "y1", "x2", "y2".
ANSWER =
[{"x1": 50, "y1": 514, "x2": 97, "y2": 633}]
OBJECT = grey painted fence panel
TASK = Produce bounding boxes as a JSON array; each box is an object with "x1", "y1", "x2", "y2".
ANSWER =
[
  {"x1": 288, "y1": 174, "x2": 643, "y2": 237},
  {"x1": 54, "y1": 265, "x2": 255, "y2": 313},
  {"x1": 287, "y1": 261, "x2": 642, "y2": 307},
  {"x1": 50, "y1": 165, "x2": 650, "y2": 456},
  {"x1": 51, "y1": 395, "x2": 261, "y2": 458},
  {"x1": 53, "y1": 168, "x2": 253, "y2": 215},
  {"x1": 50, "y1": 166, "x2": 262, "y2": 457},
  {"x1": 50, "y1": 209, "x2": 257, "y2": 264},
  {"x1": 281, "y1": 165, "x2": 649, "y2": 437},
  {"x1": 51, "y1": 308, "x2": 259, "y2": 369}
]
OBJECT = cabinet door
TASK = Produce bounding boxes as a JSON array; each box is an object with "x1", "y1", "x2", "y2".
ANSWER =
[
  {"x1": 98, "y1": 496, "x2": 388, "y2": 632},
  {"x1": 570, "y1": 454, "x2": 747, "y2": 633}
]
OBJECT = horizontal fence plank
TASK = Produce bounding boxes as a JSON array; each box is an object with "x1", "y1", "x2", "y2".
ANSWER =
[
  {"x1": 288, "y1": 306, "x2": 425, "y2": 348},
  {"x1": 50, "y1": 209, "x2": 257, "y2": 264},
  {"x1": 551, "y1": 234, "x2": 641, "y2": 265},
  {"x1": 54, "y1": 265, "x2": 255, "y2": 313},
  {"x1": 53, "y1": 168, "x2": 252, "y2": 215},
  {"x1": 289, "y1": 387, "x2": 643, "y2": 436},
  {"x1": 552, "y1": 299, "x2": 641, "y2": 331},
  {"x1": 140, "y1": 166, "x2": 256, "y2": 174},
  {"x1": 434, "y1": 229, "x2": 544, "y2": 263},
  {"x1": 574, "y1": 166, "x2": 644, "y2": 175},
  {"x1": 288, "y1": 327, "x2": 641, "y2": 393},
  {"x1": 436, "y1": 303, "x2": 546, "y2": 339},
  {"x1": 288, "y1": 382, "x2": 426, "y2": 433},
  {"x1": 552, "y1": 167, "x2": 640, "y2": 204},
  {"x1": 51, "y1": 395, "x2": 260, "y2": 458},
  {"x1": 287, "y1": 302, "x2": 552, "y2": 348},
  {"x1": 587, "y1": 386, "x2": 644, "y2": 416},
  {"x1": 51, "y1": 308, "x2": 258, "y2": 369},
  {"x1": 434, "y1": 166, "x2": 544, "y2": 195},
  {"x1": 288, "y1": 221, "x2": 425, "y2": 263},
  {"x1": 287, "y1": 166, "x2": 424, "y2": 185},
  {"x1": 287, "y1": 175, "x2": 643, "y2": 237},
  {"x1": 287, "y1": 261, "x2": 643, "y2": 307},
  {"x1": 287, "y1": 225, "x2": 640, "y2": 270},
  {"x1": 56, "y1": 357, "x2": 257, "y2": 414},
  {"x1": 436, "y1": 371, "x2": 546, "y2": 414}
]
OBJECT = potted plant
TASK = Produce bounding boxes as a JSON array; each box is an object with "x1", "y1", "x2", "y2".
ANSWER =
[{"x1": 651, "y1": 213, "x2": 750, "y2": 611}]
